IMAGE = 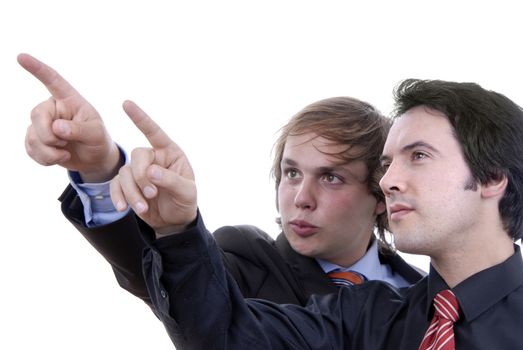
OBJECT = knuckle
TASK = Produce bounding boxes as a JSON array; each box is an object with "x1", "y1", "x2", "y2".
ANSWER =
[
  {"x1": 30, "y1": 100, "x2": 52, "y2": 122},
  {"x1": 130, "y1": 147, "x2": 151, "y2": 159},
  {"x1": 25, "y1": 130, "x2": 37, "y2": 148},
  {"x1": 40, "y1": 152, "x2": 58, "y2": 166},
  {"x1": 130, "y1": 147, "x2": 143, "y2": 156},
  {"x1": 25, "y1": 143, "x2": 36, "y2": 160},
  {"x1": 118, "y1": 164, "x2": 131, "y2": 177},
  {"x1": 29, "y1": 106, "x2": 41, "y2": 122},
  {"x1": 40, "y1": 132, "x2": 57, "y2": 145},
  {"x1": 33, "y1": 154, "x2": 52, "y2": 166}
]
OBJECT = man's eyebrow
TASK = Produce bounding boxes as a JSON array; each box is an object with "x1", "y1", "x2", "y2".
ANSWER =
[
  {"x1": 281, "y1": 157, "x2": 356, "y2": 176},
  {"x1": 402, "y1": 140, "x2": 440, "y2": 154},
  {"x1": 316, "y1": 165, "x2": 341, "y2": 173},
  {"x1": 282, "y1": 157, "x2": 344, "y2": 170},
  {"x1": 379, "y1": 154, "x2": 391, "y2": 164},
  {"x1": 380, "y1": 140, "x2": 440, "y2": 163},
  {"x1": 281, "y1": 158, "x2": 297, "y2": 166}
]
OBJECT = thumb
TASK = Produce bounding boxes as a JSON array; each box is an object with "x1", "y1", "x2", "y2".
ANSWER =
[{"x1": 52, "y1": 118, "x2": 105, "y2": 145}]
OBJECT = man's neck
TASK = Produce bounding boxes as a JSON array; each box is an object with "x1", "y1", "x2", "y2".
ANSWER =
[{"x1": 431, "y1": 233, "x2": 514, "y2": 288}]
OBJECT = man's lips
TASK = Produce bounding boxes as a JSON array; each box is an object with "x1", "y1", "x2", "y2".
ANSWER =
[
  {"x1": 388, "y1": 203, "x2": 414, "y2": 221},
  {"x1": 289, "y1": 220, "x2": 318, "y2": 237}
]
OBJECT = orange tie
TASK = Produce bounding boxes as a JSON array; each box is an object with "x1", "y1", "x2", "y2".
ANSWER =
[
  {"x1": 419, "y1": 289, "x2": 460, "y2": 350},
  {"x1": 327, "y1": 270, "x2": 366, "y2": 287}
]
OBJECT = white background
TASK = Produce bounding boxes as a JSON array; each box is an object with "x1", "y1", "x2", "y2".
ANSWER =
[{"x1": 1, "y1": 1, "x2": 522, "y2": 349}]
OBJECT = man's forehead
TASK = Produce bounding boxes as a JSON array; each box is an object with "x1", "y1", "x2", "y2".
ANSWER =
[
  {"x1": 383, "y1": 107, "x2": 454, "y2": 154},
  {"x1": 282, "y1": 154, "x2": 366, "y2": 169},
  {"x1": 284, "y1": 134, "x2": 362, "y2": 157}
]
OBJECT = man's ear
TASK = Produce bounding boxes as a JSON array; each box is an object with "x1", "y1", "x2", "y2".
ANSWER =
[
  {"x1": 375, "y1": 201, "x2": 386, "y2": 215},
  {"x1": 481, "y1": 175, "x2": 508, "y2": 199}
]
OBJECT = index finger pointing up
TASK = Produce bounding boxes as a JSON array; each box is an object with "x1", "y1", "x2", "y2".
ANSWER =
[
  {"x1": 17, "y1": 53, "x2": 79, "y2": 100},
  {"x1": 122, "y1": 100, "x2": 174, "y2": 149}
]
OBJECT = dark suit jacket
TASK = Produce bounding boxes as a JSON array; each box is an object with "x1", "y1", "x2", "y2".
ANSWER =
[
  {"x1": 59, "y1": 185, "x2": 425, "y2": 308},
  {"x1": 215, "y1": 225, "x2": 425, "y2": 305}
]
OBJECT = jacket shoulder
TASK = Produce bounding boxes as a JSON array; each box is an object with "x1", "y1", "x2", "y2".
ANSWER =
[{"x1": 214, "y1": 224, "x2": 276, "y2": 257}]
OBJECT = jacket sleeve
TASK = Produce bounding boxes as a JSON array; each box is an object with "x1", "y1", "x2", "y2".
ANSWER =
[
  {"x1": 59, "y1": 184, "x2": 154, "y2": 309},
  {"x1": 141, "y1": 213, "x2": 379, "y2": 350}
]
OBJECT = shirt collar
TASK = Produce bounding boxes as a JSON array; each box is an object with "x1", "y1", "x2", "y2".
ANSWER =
[
  {"x1": 316, "y1": 239, "x2": 381, "y2": 279},
  {"x1": 425, "y1": 244, "x2": 523, "y2": 321}
]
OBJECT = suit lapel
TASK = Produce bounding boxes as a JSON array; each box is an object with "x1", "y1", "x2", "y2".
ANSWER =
[{"x1": 274, "y1": 233, "x2": 338, "y2": 303}]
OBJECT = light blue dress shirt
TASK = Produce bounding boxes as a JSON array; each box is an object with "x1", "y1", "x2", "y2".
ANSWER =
[
  {"x1": 69, "y1": 170, "x2": 129, "y2": 227},
  {"x1": 316, "y1": 239, "x2": 411, "y2": 288}
]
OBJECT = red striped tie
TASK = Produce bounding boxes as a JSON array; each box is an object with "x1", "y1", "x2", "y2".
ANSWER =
[
  {"x1": 419, "y1": 289, "x2": 460, "y2": 350},
  {"x1": 327, "y1": 270, "x2": 366, "y2": 287}
]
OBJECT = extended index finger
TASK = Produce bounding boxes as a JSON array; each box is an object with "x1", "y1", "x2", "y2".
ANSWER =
[
  {"x1": 17, "y1": 53, "x2": 80, "y2": 100},
  {"x1": 122, "y1": 100, "x2": 174, "y2": 149}
]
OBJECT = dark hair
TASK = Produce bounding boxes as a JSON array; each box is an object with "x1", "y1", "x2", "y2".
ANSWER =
[
  {"x1": 393, "y1": 79, "x2": 523, "y2": 240},
  {"x1": 271, "y1": 96, "x2": 393, "y2": 250}
]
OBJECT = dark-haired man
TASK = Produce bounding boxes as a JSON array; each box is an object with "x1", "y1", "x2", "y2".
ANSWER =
[{"x1": 131, "y1": 79, "x2": 523, "y2": 349}]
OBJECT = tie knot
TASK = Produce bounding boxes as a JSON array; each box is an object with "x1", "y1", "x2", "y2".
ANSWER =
[
  {"x1": 327, "y1": 270, "x2": 367, "y2": 286},
  {"x1": 433, "y1": 289, "x2": 460, "y2": 323}
]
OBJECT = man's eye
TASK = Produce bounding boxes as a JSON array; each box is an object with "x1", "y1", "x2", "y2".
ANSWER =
[
  {"x1": 322, "y1": 174, "x2": 342, "y2": 184},
  {"x1": 285, "y1": 169, "x2": 298, "y2": 178},
  {"x1": 413, "y1": 152, "x2": 427, "y2": 160}
]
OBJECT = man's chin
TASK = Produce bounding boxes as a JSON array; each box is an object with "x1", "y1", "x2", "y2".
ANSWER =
[{"x1": 289, "y1": 242, "x2": 317, "y2": 258}]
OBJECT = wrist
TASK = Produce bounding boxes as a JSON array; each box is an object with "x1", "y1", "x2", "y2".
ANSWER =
[
  {"x1": 80, "y1": 143, "x2": 123, "y2": 183},
  {"x1": 154, "y1": 212, "x2": 198, "y2": 239},
  {"x1": 154, "y1": 224, "x2": 190, "y2": 239}
]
